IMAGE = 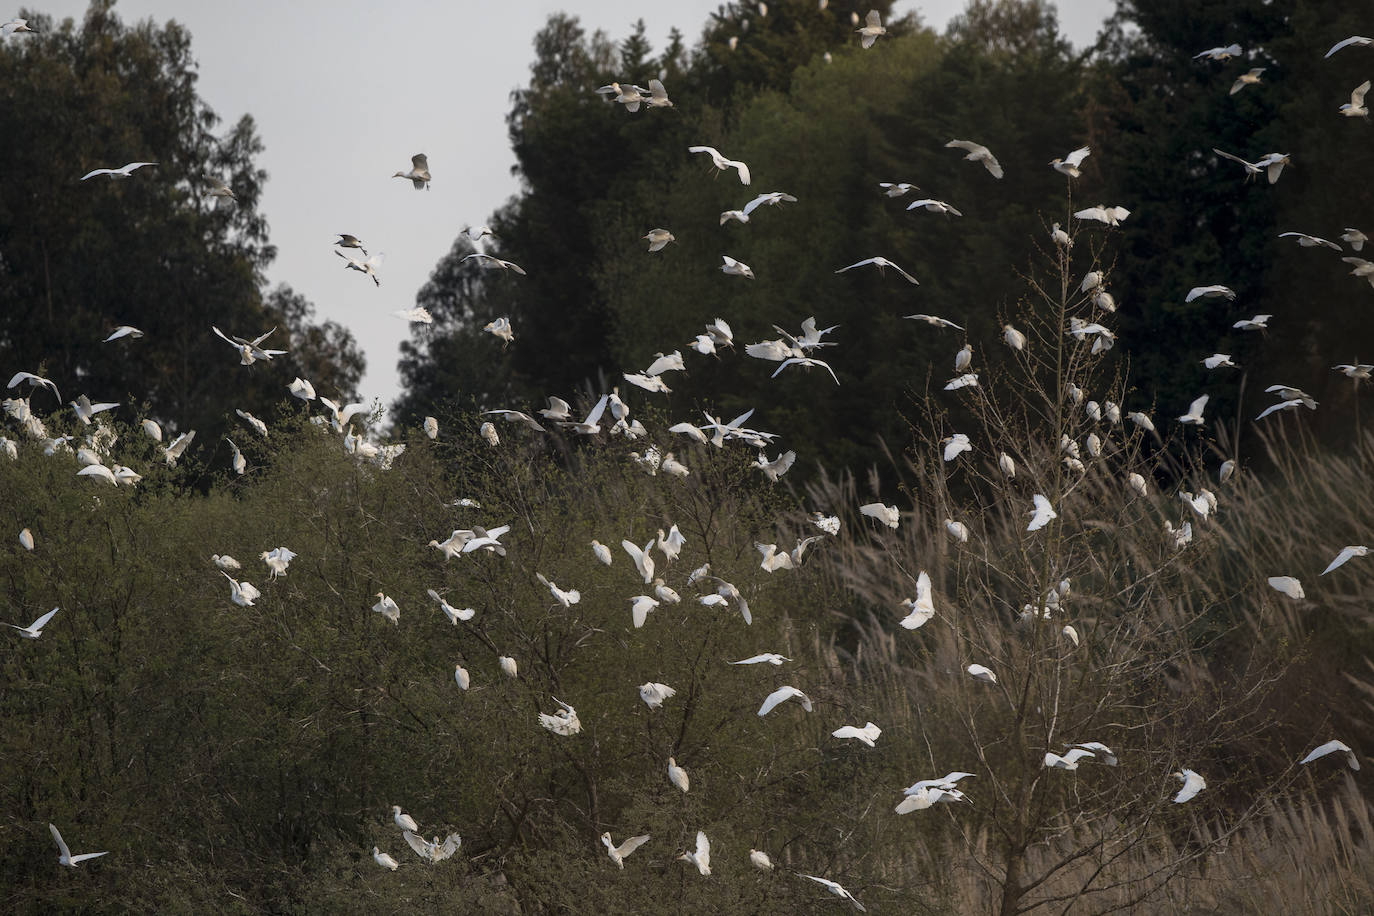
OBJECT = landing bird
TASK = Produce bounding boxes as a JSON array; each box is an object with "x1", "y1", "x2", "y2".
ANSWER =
[
  {"x1": 1300, "y1": 740, "x2": 1360, "y2": 770},
  {"x1": 1186, "y1": 285, "x2": 1236, "y2": 302},
  {"x1": 687, "y1": 145, "x2": 751, "y2": 184},
  {"x1": 336, "y1": 250, "x2": 383, "y2": 286},
  {"x1": 678, "y1": 831, "x2": 711, "y2": 876},
  {"x1": 48, "y1": 824, "x2": 107, "y2": 867},
  {"x1": 222, "y1": 572, "x2": 261, "y2": 607},
  {"x1": 484, "y1": 317, "x2": 515, "y2": 347},
  {"x1": 213, "y1": 325, "x2": 286, "y2": 365},
  {"x1": 463, "y1": 252, "x2": 526, "y2": 275},
  {"x1": 427, "y1": 588, "x2": 474, "y2": 623},
  {"x1": 535, "y1": 572, "x2": 579, "y2": 607},
  {"x1": 798, "y1": 873, "x2": 867, "y2": 911},
  {"x1": 1173, "y1": 769, "x2": 1206, "y2": 803},
  {"x1": 720, "y1": 254, "x2": 754, "y2": 278},
  {"x1": 1325, "y1": 36, "x2": 1373, "y2": 58},
  {"x1": 1322, "y1": 545, "x2": 1368, "y2": 575},
  {"x1": 393, "y1": 153, "x2": 430, "y2": 189},
  {"x1": 403, "y1": 831, "x2": 461, "y2": 863},
  {"x1": 602, "y1": 833, "x2": 650, "y2": 869},
  {"x1": 1178, "y1": 394, "x2": 1209, "y2": 425},
  {"x1": 906, "y1": 198, "x2": 963, "y2": 217},
  {"x1": 836, "y1": 256, "x2": 919, "y2": 284},
  {"x1": 260, "y1": 547, "x2": 296, "y2": 579},
  {"x1": 946, "y1": 139, "x2": 1003, "y2": 178},
  {"x1": 80, "y1": 161, "x2": 156, "y2": 180},
  {"x1": 856, "y1": 9, "x2": 885, "y2": 48},
  {"x1": 1051, "y1": 145, "x2": 1091, "y2": 177},
  {"x1": 622, "y1": 539, "x2": 655, "y2": 583},
  {"x1": 1230, "y1": 68, "x2": 1265, "y2": 94},
  {"x1": 1028, "y1": 494, "x2": 1057, "y2": 531},
  {"x1": 8, "y1": 607, "x2": 59, "y2": 639},
  {"x1": 372, "y1": 593, "x2": 399, "y2": 624},
  {"x1": 639, "y1": 682, "x2": 676, "y2": 708},
  {"x1": 943, "y1": 433, "x2": 972, "y2": 461},
  {"x1": 899, "y1": 571, "x2": 935, "y2": 629},
  {"x1": 538, "y1": 698, "x2": 581, "y2": 736},
  {"x1": 288, "y1": 377, "x2": 316, "y2": 401},
  {"x1": 70, "y1": 395, "x2": 119, "y2": 425}
]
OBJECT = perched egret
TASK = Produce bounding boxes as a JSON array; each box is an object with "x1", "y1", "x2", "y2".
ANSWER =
[
  {"x1": 945, "y1": 519, "x2": 970, "y2": 543},
  {"x1": 1003, "y1": 324, "x2": 1027, "y2": 350},
  {"x1": 372, "y1": 847, "x2": 399, "y2": 870},
  {"x1": 751, "y1": 849, "x2": 774, "y2": 871},
  {"x1": 499, "y1": 655, "x2": 518, "y2": 678},
  {"x1": 454, "y1": 664, "x2": 470, "y2": 690},
  {"x1": 222, "y1": 573, "x2": 261, "y2": 607}
]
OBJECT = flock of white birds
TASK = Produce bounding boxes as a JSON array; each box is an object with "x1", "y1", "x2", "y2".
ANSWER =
[{"x1": 3, "y1": 9, "x2": 1370, "y2": 907}]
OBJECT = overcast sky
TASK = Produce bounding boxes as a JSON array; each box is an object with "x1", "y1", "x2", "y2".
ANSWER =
[{"x1": 37, "y1": 0, "x2": 1114, "y2": 410}]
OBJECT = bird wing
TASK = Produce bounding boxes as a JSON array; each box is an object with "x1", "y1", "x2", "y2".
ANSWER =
[
  {"x1": 1065, "y1": 146, "x2": 1091, "y2": 167},
  {"x1": 865, "y1": 9, "x2": 881, "y2": 27},
  {"x1": 758, "y1": 686, "x2": 795, "y2": 716},
  {"x1": 412, "y1": 154, "x2": 428, "y2": 170},
  {"x1": 1326, "y1": 36, "x2": 1369, "y2": 58},
  {"x1": 403, "y1": 830, "x2": 431, "y2": 859},
  {"x1": 28, "y1": 607, "x2": 59, "y2": 632},
  {"x1": 619, "y1": 834, "x2": 651, "y2": 857},
  {"x1": 69, "y1": 851, "x2": 109, "y2": 864},
  {"x1": 695, "y1": 830, "x2": 710, "y2": 863},
  {"x1": 80, "y1": 168, "x2": 114, "y2": 180},
  {"x1": 1187, "y1": 394, "x2": 1209, "y2": 417},
  {"x1": 1322, "y1": 547, "x2": 1356, "y2": 575},
  {"x1": 434, "y1": 833, "x2": 461, "y2": 860},
  {"x1": 1353, "y1": 80, "x2": 1371, "y2": 106},
  {"x1": 49, "y1": 824, "x2": 72, "y2": 859},
  {"x1": 1300, "y1": 740, "x2": 1347, "y2": 764}
]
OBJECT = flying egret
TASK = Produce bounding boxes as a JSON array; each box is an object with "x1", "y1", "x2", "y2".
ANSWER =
[
  {"x1": 1341, "y1": 228, "x2": 1367, "y2": 251},
  {"x1": 1178, "y1": 394, "x2": 1209, "y2": 425},
  {"x1": 1194, "y1": 44, "x2": 1242, "y2": 61},
  {"x1": 898, "y1": 572, "x2": 936, "y2": 630},
  {"x1": 946, "y1": 139, "x2": 1003, "y2": 178},
  {"x1": 1072, "y1": 741, "x2": 1118, "y2": 765},
  {"x1": 234, "y1": 409, "x2": 268, "y2": 439},
  {"x1": 602, "y1": 833, "x2": 651, "y2": 869},
  {"x1": 643, "y1": 229, "x2": 675, "y2": 251},
  {"x1": 904, "y1": 314, "x2": 963, "y2": 329},
  {"x1": 427, "y1": 588, "x2": 475, "y2": 623},
  {"x1": 720, "y1": 254, "x2": 755, "y2": 278},
  {"x1": 1203, "y1": 354, "x2": 1237, "y2": 370},
  {"x1": 8, "y1": 607, "x2": 59, "y2": 639},
  {"x1": 1230, "y1": 67, "x2": 1265, "y2": 94},
  {"x1": 403, "y1": 830, "x2": 461, "y2": 863},
  {"x1": 1028, "y1": 494, "x2": 1057, "y2": 531},
  {"x1": 743, "y1": 191, "x2": 798, "y2": 216},
  {"x1": 2, "y1": 17, "x2": 35, "y2": 35},
  {"x1": 1233, "y1": 314, "x2": 1272, "y2": 331},
  {"x1": 906, "y1": 198, "x2": 963, "y2": 217},
  {"x1": 213, "y1": 326, "x2": 286, "y2": 365},
  {"x1": 372, "y1": 847, "x2": 399, "y2": 870},
  {"x1": 1325, "y1": 36, "x2": 1373, "y2": 58},
  {"x1": 1051, "y1": 145, "x2": 1091, "y2": 177},
  {"x1": 335, "y1": 234, "x2": 368, "y2": 255},
  {"x1": 945, "y1": 519, "x2": 970, "y2": 543},
  {"x1": 1322, "y1": 545, "x2": 1368, "y2": 575},
  {"x1": 373, "y1": 593, "x2": 400, "y2": 625},
  {"x1": 667, "y1": 757, "x2": 690, "y2": 792},
  {"x1": 1278, "y1": 231, "x2": 1343, "y2": 250},
  {"x1": 1300, "y1": 740, "x2": 1360, "y2": 770},
  {"x1": 799, "y1": 873, "x2": 867, "y2": 911},
  {"x1": 967, "y1": 663, "x2": 997, "y2": 683},
  {"x1": 860, "y1": 502, "x2": 899, "y2": 529},
  {"x1": 8, "y1": 371, "x2": 61, "y2": 402},
  {"x1": 943, "y1": 433, "x2": 972, "y2": 461},
  {"x1": 102, "y1": 325, "x2": 144, "y2": 342},
  {"x1": 80, "y1": 161, "x2": 156, "y2": 180},
  {"x1": 1173, "y1": 769, "x2": 1206, "y2": 803},
  {"x1": 835, "y1": 256, "x2": 919, "y2": 284},
  {"x1": 639, "y1": 682, "x2": 676, "y2": 709},
  {"x1": 1043, "y1": 748, "x2": 1096, "y2": 770},
  {"x1": 1267, "y1": 576, "x2": 1305, "y2": 599},
  {"x1": 68, "y1": 395, "x2": 119, "y2": 426},
  {"x1": 464, "y1": 252, "x2": 526, "y2": 275},
  {"x1": 1345, "y1": 257, "x2": 1374, "y2": 288},
  {"x1": 758, "y1": 686, "x2": 812, "y2": 715},
  {"x1": 535, "y1": 572, "x2": 580, "y2": 607},
  {"x1": 687, "y1": 145, "x2": 751, "y2": 184},
  {"x1": 856, "y1": 8, "x2": 885, "y2": 48},
  {"x1": 48, "y1": 824, "x2": 107, "y2": 867},
  {"x1": 878, "y1": 181, "x2": 919, "y2": 197},
  {"x1": 678, "y1": 831, "x2": 711, "y2": 876},
  {"x1": 538, "y1": 698, "x2": 582, "y2": 736},
  {"x1": 833, "y1": 722, "x2": 882, "y2": 747},
  {"x1": 646, "y1": 78, "x2": 672, "y2": 108},
  {"x1": 1074, "y1": 204, "x2": 1130, "y2": 226},
  {"x1": 222, "y1": 572, "x2": 261, "y2": 607},
  {"x1": 730, "y1": 653, "x2": 790, "y2": 666},
  {"x1": 393, "y1": 153, "x2": 431, "y2": 189}
]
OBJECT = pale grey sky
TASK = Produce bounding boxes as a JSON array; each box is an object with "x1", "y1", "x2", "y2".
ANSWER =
[{"x1": 39, "y1": 0, "x2": 1112, "y2": 410}]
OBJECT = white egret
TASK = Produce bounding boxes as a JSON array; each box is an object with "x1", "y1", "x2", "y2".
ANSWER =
[
  {"x1": 1194, "y1": 44, "x2": 1242, "y2": 61},
  {"x1": 720, "y1": 254, "x2": 755, "y2": 278},
  {"x1": 393, "y1": 153, "x2": 430, "y2": 189},
  {"x1": 646, "y1": 78, "x2": 672, "y2": 108},
  {"x1": 1028, "y1": 494, "x2": 1057, "y2": 531},
  {"x1": 967, "y1": 663, "x2": 997, "y2": 683},
  {"x1": 80, "y1": 161, "x2": 156, "y2": 180},
  {"x1": 751, "y1": 849, "x2": 774, "y2": 871},
  {"x1": 372, "y1": 593, "x2": 400, "y2": 624},
  {"x1": 943, "y1": 433, "x2": 972, "y2": 461},
  {"x1": 945, "y1": 519, "x2": 970, "y2": 543},
  {"x1": 479, "y1": 422, "x2": 499, "y2": 447},
  {"x1": 535, "y1": 572, "x2": 580, "y2": 607},
  {"x1": 602, "y1": 833, "x2": 651, "y2": 869},
  {"x1": 103, "y1": 325, "x2": 143, "y2": 342},
  {"x1": 743, "y1": 191, "x2": 798, "y2": 216},
  {"x1": 391, "y1": 806, "x2": 419, "y2": 832},
  {"x1": 8, "y1": 371, "x2": 60, "y2": 401},
  {"x1": 629, "y1": 595, "x2": 660, "y2": 629},
  {"x1": 1334, "y1": 363, "x2": 1373, "y2": 381},
  {"x1": 1173, "y1": 769, "x2": 1206, "y2": 803},
  {"x1": 590, "y1": 540, "x2": 612, "y2": 566},
  {"x1": 1325, "y1": 36, "x2": 1373, "y2": 58},
  {"x1": 1063, "y1": 624, "x2": 1081, "y2": 646},
  {"x1": 860, "y1": 502, "x2": 899, "y2": 529},
  {"x1": 1003, "y1": 324, "x2": 1027, "y2": 350},
  {"x1": 730, "y1": 653, "x2": 789, "y2": 666},
  {"x1": 1074, "y1": 204, "x2": 1130, "y2": 226},
  {"x1": 878, "y1": 181, "x2": 919, "y2": 197},
  {"x1": 1300, "y1": 740, "x2": 1359, "y2": 770},
  {"x1": 49, "y1": 824, "x2": 107, "y2": 866},
  {"x1": 423, "y1": 416, "x2": 438, "y2": 439},
  {"x1": 260, "y1": 547, "x2": 296, "y2": 579},
  {"x1": 77, "y1": 464, "x2": 116, "y2": 486},
  {"x1": 225, "y1": 438, "x2": 246, "y2": 475},
  {"x1": 899, "y1": 572, "x2": 936, "y2": 630},
  {"x1": 639, "y1": 682, "x2": 676, "y2": 709},
  {"x1": 212, "y1": 554, "x2": 240, "y2": 571},
  {"x1": 2, "y1": 17, "x2": 35, "y2": 35},
  {"x1": 1203, "y1": 354, "x2": 1238, "y2": 369},
  {"x1": 1345, "y1": 257, "x2": 1374, "y2": 288},
  {"x1": 1230, "y1": 67, "x2": 1265, "y2": 94},
  {"x1": 214, "y1": 326, "x2": 286, "y2": 365},
  {"x1": 335, "y1": 249, "x2": 384, "y2": 286},
  {"x1": 678, "y1": 831, "x2": 711, "y2": 876},
  {"x1": 223, "y1": 572, "x2": 261, "y2": 607},
  {"x1": 538, "y1": 698, "x2": 582, "y2": 736},
  {"x1": 1233, "y1": 314, "x2": 1272, "y2": 331},
  {"x1": 623, "y1": 372, "x2": 670, "y2": 393},
  {"x1": 403, "y1": 830, "x2": 461, "y2": 863},
  {"x1": 1051, "y1": 145, "x2": 1091, "y2": 177},
  {"x1": 499, "y1": 655, "x2": 518, "y2": 678},
  {"x1": 428, "y1": 588, "x2": 475, "y2": 623},
  {"x1": 1051, "y1": 222, "x2": 1072, "y2": 247},
  {"x1": 162, "y1": 429, "x2": 195, "y2": 465},
  {"x1": 906, "y1": 197, "x2": 963, "y2": 217},
  {"x1": 946, "y1": 139, "x2": 1003, "y2": 178},
  {"x1": 19, "y1": 527, "x2": 34, "y2": 551},
  {"x1": 622, "y1": 539, "x2": 655, "y2": 583},
  {"x1": 1043, "y1": 748, "x2": 1096, "y2": 770},
  {"x1": 465, "y1": 252, "x2": 526, "y2": 275},
  {"x1": 833, "y1": 722, "x2": 882, "y2": 747},
  {"x1": 661, "y1": 453, "x2": 690, "y2": 477},
  {"x1": 904, "y1": 313, "x2": 963, "y2": 329},
  {"x1": 856, "y1": 8, "x2": 885, "y2": 48},
  {"x1": 1322, "y1": 545, "x2": 1368, "y2": 575},
  {"x1": 1279, "y1": 231, "x2": 1342, "y2": 250},
  {"x1": 757, "y1": 542, "x2": 795, "y2": 573},
  {"x1": 1073, "y1": 741, "x2": 1118, "y2": 765},
  {"x1": 454, "y1": 664, "x2": 470, "y2": 690},
  {"x1": 235, "y1": 409, "x2": 268, "y2": 438},
  {"x1": 335, "y1": 234, "x2": 368, "y2": 254},
  {"x1": 667, "y1": 757, "x2": 690, "y2": 792},
  {"x1": 758, "y1": 686, "x2": 813, "y2": 715},
  {"x1": 372, "y1": 847, "x2": 399, "y2": 870},
  {"x1": 8, "y1": 607, "x2": 59, "y2": 639},
  {"x1": 687, "y1": 145, "x2": 751, "y2": 184},
  {"x1": 1267, "y1": 576, "x2": 1305, "y2": 599},
  {"x1": 945, "y1": 373, "x2": 978, "y2": 391},
  {"x1": 1178, "y1": 394, "x2": 1209, "y2": 425},
  {"x1": 1186, "y1": 285, "x2": 1237, "y2": 303},
  {"x1": 1341, "y1": 229, "x2": 1367, "y2": 251}
]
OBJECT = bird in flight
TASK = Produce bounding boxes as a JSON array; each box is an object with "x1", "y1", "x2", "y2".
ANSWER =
[
  {"x1": 393, "y1": 153, "x2": 431, "y2": 189},
  {"x1": 945, "y1": 140, "x2": 1003, "y2": 178},
  {"x1": 688, "y1": 145, "x2": 751, "y2": 185},
  {"x1": 81, "y1": 161, "x2": 156, "y2": 181}
]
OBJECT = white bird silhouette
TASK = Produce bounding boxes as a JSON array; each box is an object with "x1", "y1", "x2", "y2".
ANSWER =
[
  {"x1": 943, "y1": 433, "x2": 972, "y2": 462},
  {"x1": 1267, "y1": 576, "x2": 1305, "y2": 599},
  {"x1": 678, "y1": 830, "x2": 711, "y2": 875},
  {"x1": 223, "y1": 572, "x2": 261, "y2": 607},
  {"x1": 835, "y1": 256, "x2": 919, "y2": 284},
  {"x1": 1233, "y1": 314, "x2": 1272, "y2": 331},
  {"x1": 2, "y1": 17, "x2": 35, "y2": 35},
  {"x1": 1177, "y1": 394, "x2": 1209, "y2": 426},
  {"x1": 720, "y1": 254, "x2": 755, "y2": 278},
  {"x1": 372, "y1": 593, "x2": 400, "y2": 625},
  {"x1": 1173, "y1": 769, "x2": 1206, "y2": 803},
  {"x1": 639, "y1": 682, "x2": 676, "y2": 709},
  {"x1": 743, "y1": 191, "x2": 798, "y2": 216},
  {"x1": 643, "y1": 228, "x2": 675, "y2": 251},
  {"x1": 899, "y1": 572, "x2": 936, "y2": 630},
  {"x1": 1074, "y1": 204, "x2": 1130, "y2": 226},
  {"x1": 602, "y1": 832, "x2": 651, "y2": 868},
  {"x1": 799, "y1": 873, "x2": 867, "y2": 911},
  {"x1": 688, "y1": 145, "x2": 751, "y2": 184},
  {"x1": 731, "y1": 653, "x2": 790, "y2": 666},
  {"x1": 9, "y1": 606, "x2": 59, "y2": 639},
  {"x1": 1300, "y1": 740, "x2": 1360, "y2": 770},
  {"x1": 335, "y1": 234, "x2": 368, "y2": 254},
  {"x1": 81, "y1": 161, "x2": 156, "y2": 180},
  {"x1": 1279, "y1": 231, "x2": 1342, "y2": 251},
  {"x1": 213, "y1": 326, "x2": 287, "y2": 365},
  {"x1": 667, "y1": 757, "x2": 690, "y2": 792},
  {"x1": 1230, "y1": 67, "x2": 1265, "y2": 94},
  {"x1": 372, "y1": 847, "x2": 399, "y2": 870},
  {"x1": 622, "y1": 539, "x2": 656, "y2": 583},
  {"x1": 832, "y1": 722, "x2": 882, "y2": 747},
  {"x1": 392, "y1": 806, "x2": 419, "y2": 832},
  {"x1": 860, "y1": 502, "x2": 899, "y2": 529},
  {"x1": 904, "y1": 313, "x2": 963, "y2": 329},
  {"x1": 403, "y1": 830, "x2": 461, "y2": 863},
  {"x1": 1322, "y1": 545, "x2": 1368, "y2": 575},
  {"x1": 1028, "y1": 494, "x2": 1057, "y2": 531},
  {"x1": 946, "y1": 139, "x2": 1003, "y2": 178},
  {"x1": 464, "y1": 253, "x2": 526, "y2": 275},
  {"x1": 260, "y1": 547, "x2": 296, "y2": 579},
  {"x1": 878, "y1": 181, "x2": 919, "y2": 197},
  {"x1": 427, "y1": 588, "x2": 475, "y2": 623},
  {"x1": 1325, "y1": 36, "x2": 1373, "y2": 58},
  {"x1": 967, "y1": 663, "x2": 997, "y2": 683},
  {"x1": 751, "y1": 849, "x2": 774, "y2": 871},
  {"x1": 1341, "y1": 229, "x2": 1367, "y2": 251},
  {"x1": 856, "y1": 8, "x2": 885, "y2": 48},
  {"x1": 336, "y1": 250, "x2": 383, "y2": 286},
  {"x1": 758, "y1": 686, "x2": 813, "y2": 716},
  {"x1": 1004, "y1": 324, "x2": 1027, "y2": 350},
  {"x1": 907, "y1": 198, "x2": 963, "y2": 217},
  {"x1": 1194, "y1": 43, "x2": 1242, "y2": 61},
  {"x1": 538, "y1": 698, "x2": 582, "y2": 736},
  {"x1": 49, "y1": 824, "x2": 107, "y2": 866},
  {"x1": 536, "y1": 572, "x2": 580, "y2": 607},
  {"x1": 1051, "y1": 145, "x2": 1091, "y2": 177},
  {"x1": 393, "y1": 153, "x2": 430, "y2": 189},
  {"x1": 499, "y1": 655, "x2": 518, "y2": 678},
  {"x1": 103, "y1": 325, "x2": 143, "y2": 342},
  {"x1": 395, "y1": 305, "x2": 432, "y2": 322}
]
